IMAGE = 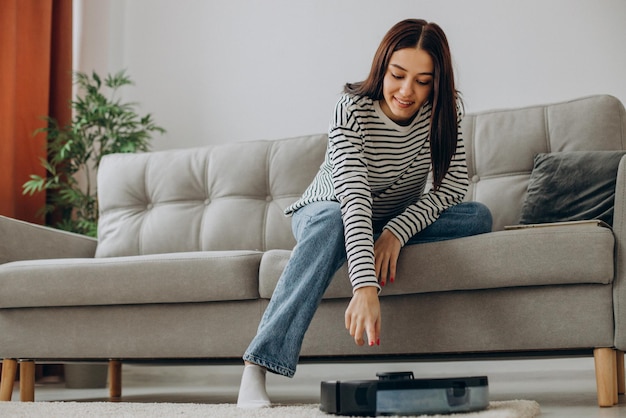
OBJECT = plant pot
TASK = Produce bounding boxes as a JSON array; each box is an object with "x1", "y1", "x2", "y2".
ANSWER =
[{"x1": 64, "y1": 363, "x2": 108, "y2": 389}]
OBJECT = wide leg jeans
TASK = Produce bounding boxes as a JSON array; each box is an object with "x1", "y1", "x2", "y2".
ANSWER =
[{"x1": 243, "y1": 201, "x2": 492, "y2": 377}]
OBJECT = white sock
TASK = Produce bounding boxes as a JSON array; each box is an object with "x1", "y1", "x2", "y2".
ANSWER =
[{"x1": 237, "y1": 364, "x2": 271, "y2": 408}]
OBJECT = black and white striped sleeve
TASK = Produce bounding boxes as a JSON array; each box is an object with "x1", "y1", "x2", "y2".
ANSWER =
[{"x1": 329, "y1": 99, "x2": 381, "y2": 292}]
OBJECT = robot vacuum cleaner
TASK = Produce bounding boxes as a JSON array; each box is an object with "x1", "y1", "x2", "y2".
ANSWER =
[{"x1": 320, "y1": 371, "x2": 489, "y2": 416}]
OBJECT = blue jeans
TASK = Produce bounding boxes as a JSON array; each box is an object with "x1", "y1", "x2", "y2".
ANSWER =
[{"x1": 242, "y1": 201, "x2": 492, "y2": 377}]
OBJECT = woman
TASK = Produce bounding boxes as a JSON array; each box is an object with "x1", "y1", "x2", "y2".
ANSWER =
[{"x1": 237, "y1": 18, "x2": 492, "y2": 408}]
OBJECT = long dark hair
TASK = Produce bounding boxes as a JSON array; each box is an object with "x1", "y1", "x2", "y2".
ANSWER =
[{"x1": 345, "y1": 19, "x2": 461, "y2": 190}]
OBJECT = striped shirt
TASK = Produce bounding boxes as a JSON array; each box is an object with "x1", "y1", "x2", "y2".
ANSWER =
[{"x1": 286, "y1": 93, "x2": 469, "y2": 291}]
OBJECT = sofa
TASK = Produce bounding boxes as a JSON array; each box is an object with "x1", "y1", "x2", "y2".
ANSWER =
[{"x1": 0, "y1": 95, "x2": 624, "y2": 407}]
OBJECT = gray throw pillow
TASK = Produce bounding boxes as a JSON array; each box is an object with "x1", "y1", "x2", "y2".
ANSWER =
[{"x1": 519, "y1": 151, "x2": 626, "y2": 226}]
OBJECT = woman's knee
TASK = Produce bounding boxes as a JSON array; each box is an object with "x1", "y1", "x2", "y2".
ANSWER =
[
  {"x1": 292, "y1": 201, "x2": 344, "y2": 242},
  {"x1": 442, "y1": 201, "x2": 493, "y2": 234},
  {"x1": 464, "y1": 202, "x2": 493, "y2": 234}
]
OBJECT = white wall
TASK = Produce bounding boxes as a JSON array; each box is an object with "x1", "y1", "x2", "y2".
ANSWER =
[{"x1": 76, "y1": 0, "x2": 626, "y2": 151}]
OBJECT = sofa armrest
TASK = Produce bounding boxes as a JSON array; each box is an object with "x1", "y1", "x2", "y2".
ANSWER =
[
  {"x1": 612, "y1": 155, "x2": 626, "y2": 350},
  {"x1": 0, "y1": 216, "x2": 97, "y2": 264}
]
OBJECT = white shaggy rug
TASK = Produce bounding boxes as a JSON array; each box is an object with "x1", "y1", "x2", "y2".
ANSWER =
[{"x1": 0, "y1": 400, "x2": 540, "y2": 417}]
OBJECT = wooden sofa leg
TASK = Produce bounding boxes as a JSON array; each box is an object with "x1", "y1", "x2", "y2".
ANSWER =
[
  {"x1": 0, "y1": 359, "x2": 17, "y2": 401},
  {"x1": 109, "y1": 360, "x2": 122, "y2": 399},
  {"x1": 19, "y1": 360, "x2": 35, "y2": 402},
  {"x1": 618, "y1": 350, "x2": 625, "y2": 395},
  {"x1": 594, "y1": 348, "x2": 618, "y2": 406}
]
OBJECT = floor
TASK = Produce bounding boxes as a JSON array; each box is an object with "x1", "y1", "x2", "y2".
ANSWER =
[{"x1": 8, "y1": 356, "x2": 626, "y2": 417}]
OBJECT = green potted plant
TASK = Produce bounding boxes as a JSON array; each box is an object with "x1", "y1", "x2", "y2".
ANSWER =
[{"x1": 23, "y1": 70, "x2": 165, "y2": 237}]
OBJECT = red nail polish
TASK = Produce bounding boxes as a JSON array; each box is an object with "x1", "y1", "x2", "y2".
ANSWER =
[
  {"x1": 369, "y1": 341, "x2": 374, "y2": 346},
  {"x1": 390, "y1": 277, "x2": 395, "y2": 283},
  {"x1": 381, "y1": 281, "x2": 385, "y2": 287},
  {"x1": 377, "y1": 339, "x2": 380, "y2": 346}
]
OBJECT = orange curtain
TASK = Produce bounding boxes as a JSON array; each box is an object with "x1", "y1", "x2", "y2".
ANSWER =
[{"x1": 0, "y1": 0, "x2": 72, "y2": 224}]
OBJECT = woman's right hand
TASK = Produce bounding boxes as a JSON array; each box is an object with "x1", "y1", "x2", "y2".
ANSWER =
[{"x1": 344, "y1": 286, "x2": 381, "y2": 346}]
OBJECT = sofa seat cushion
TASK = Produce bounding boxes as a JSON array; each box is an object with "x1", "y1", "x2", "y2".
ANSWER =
[
  {"x1": 0, "y1": 251, "x2": 262, "y2": 308},
  {"x1": 259, "y1": 224, "x2": 614, "y2": 299}
]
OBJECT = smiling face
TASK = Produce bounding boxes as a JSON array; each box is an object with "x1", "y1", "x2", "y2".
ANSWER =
[{"x1": 379, "y1": 47, "x2": 434, "y2": 125}]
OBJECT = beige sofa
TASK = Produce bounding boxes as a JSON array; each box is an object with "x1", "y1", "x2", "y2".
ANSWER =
[{"x1": 0, "y1": 95, "x2": 624, "y2": 406}]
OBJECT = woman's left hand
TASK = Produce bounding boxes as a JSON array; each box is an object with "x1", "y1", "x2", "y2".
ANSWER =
[{"x1": 374, "y1": 229, "x2": 401, "y2": 286}]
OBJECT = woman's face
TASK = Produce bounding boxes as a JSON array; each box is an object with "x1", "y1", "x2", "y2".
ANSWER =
[{"x1": 380, "y1": 47, "x2": 434, "y2": 125}]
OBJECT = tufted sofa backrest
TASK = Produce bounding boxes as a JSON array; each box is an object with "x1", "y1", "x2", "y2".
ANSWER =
[
  {"x1": 96, "y1": 134, "x2": 327, "y2": 257},
  {"x1": 462, "y1": 95, "x2": 626, "y2": 230},
  {"x1": 96, "y1": 95, "x2": 626, "y2": 257}
]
